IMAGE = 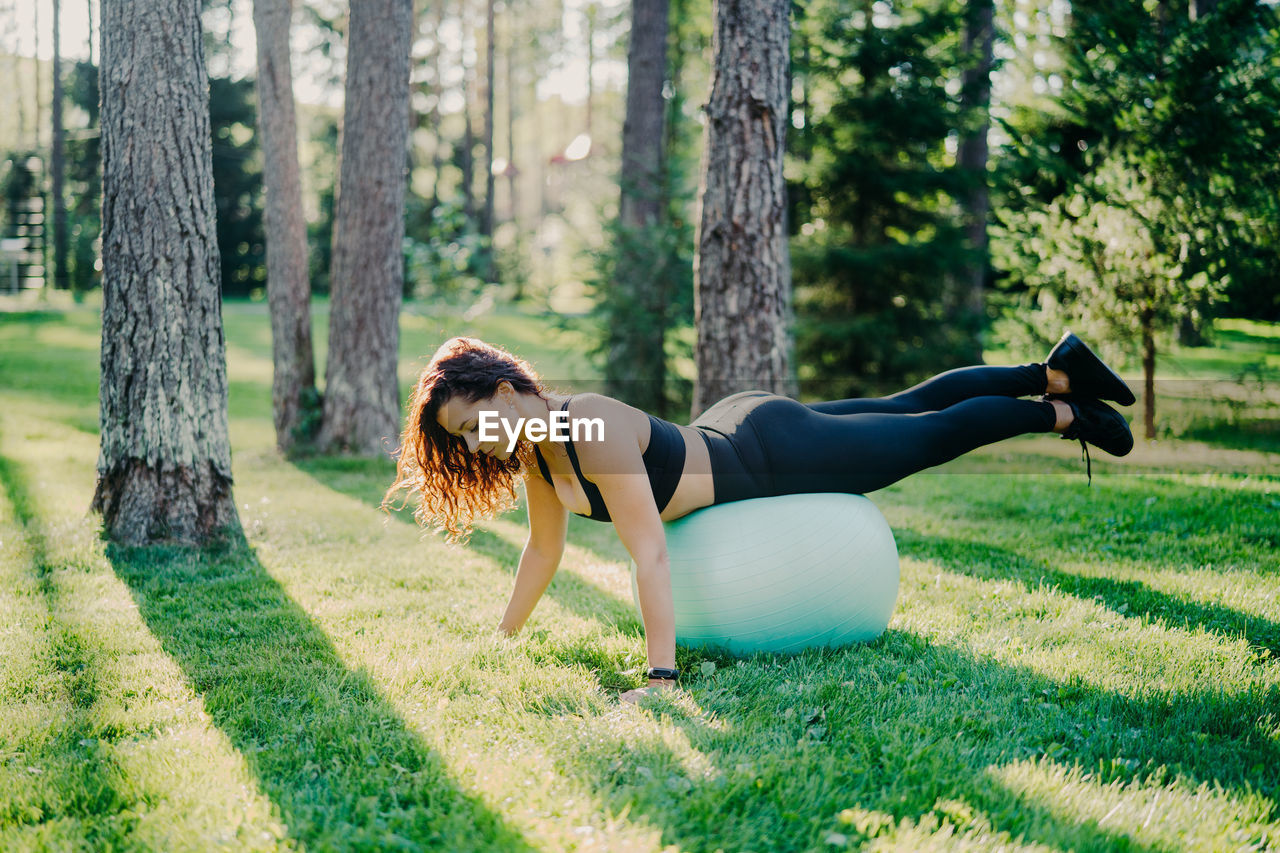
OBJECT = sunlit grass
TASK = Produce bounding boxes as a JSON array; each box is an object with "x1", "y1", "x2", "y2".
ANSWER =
[{"x1": 0, "y1": 302, "x2": 1277, "y2": 850}]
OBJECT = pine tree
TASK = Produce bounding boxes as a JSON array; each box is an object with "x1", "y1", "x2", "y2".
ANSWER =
[
  {"x1": 995, "y1": 0, "x2": 1280, "y2": 437},
  {"x1": 955, "y1": 0, "x2": 995, "y2": 360},
  {"x1": 94, "y1": 0, "x2": 240, "y2": 544},
  {"x1": 601, "y1": 0, "x2": 670, "y2": 414},
  {"x1": 317, "y1": 0, "x2": 413, "y2": 454},
  {"x1": 790, "y1": 0, "x2": 975, "y2": 399},
  {"x1": 252, "y1": 0, "x2": 319, "y2": 453},
  {"x1": 50, "y1": 0, "x2": 68, "y2": 290},
  {"x1": 693, "y1": 0, "x2": 793, "y2": 416}
]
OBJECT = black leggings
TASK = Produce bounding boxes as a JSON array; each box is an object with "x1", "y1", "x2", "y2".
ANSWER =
[{"x1": 691, "y1": 364, "x2": 1057, "y2": 504}]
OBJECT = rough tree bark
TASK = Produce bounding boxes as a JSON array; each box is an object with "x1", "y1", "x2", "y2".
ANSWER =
[
  {"x1": 252, "y1": 0, "x2": 317, "y2": 453},
  {"x1": 606, "y1": 0, "x2": 670, "y2": 414},
  {"x1": 93, "y1": 0, "x2": 240, "y2": 545},
  {"x1": 692, "y1": 0, "x2": 792, "y2": 417},
  {"x1": 316, "y1": 0, "x2": 412, "y2": 454}
]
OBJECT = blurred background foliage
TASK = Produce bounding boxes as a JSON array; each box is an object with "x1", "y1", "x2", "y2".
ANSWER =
[{"x1": 1, "y1": 0, "x2": 1277, "y2": 410}]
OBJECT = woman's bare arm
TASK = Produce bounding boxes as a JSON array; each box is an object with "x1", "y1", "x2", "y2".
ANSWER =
[
  {"x1": 571, "y1": 396, "x2": 677, "y2": 690},
  {"x1": 499, "y1": 471, "x2": 568, "y2": 635}
]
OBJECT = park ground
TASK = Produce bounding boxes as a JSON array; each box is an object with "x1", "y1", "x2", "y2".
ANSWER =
[{"x1": 0, "y1": 298, "x2": 1278, "y2": 851}]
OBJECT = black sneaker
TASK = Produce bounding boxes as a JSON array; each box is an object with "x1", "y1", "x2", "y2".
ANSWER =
[
  {"x1": 1059, "y1": 397, "x2": 1134, "y2": 484},
  {"x1": 1046, "y1": 331, "x2": 1136, "y2": 406}
]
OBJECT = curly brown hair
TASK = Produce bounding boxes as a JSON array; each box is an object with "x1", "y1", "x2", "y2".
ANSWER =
[{"x1": 383, "y1": 336, "x2": 546, "y2": 542}]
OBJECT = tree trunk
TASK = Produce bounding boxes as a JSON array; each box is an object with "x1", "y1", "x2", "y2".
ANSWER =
[
  {"x1": 1191, "y1": 0, "x2": 1218, "y2": 21},
  {"x1": 429, "y1": 0, "x2": 446, "y2": 213},
  {"x1": 252, "y1": 0, "x2": 318, "y2": 454},
  {"x1": 957, "y1": 0, "x2": 993, "y2": 362},
  {"x1": 607, "y1": 0, "x2": 670, "y2": 414},
  {"x1": 51, "y1": 0, "x2": 68, "y2": 290},
  {"x1": 482, "y1": 0, "x2": 497, "y2": 257},
  {"x1": 505, "y1": 16, "x2": 518, "y2": 226},
  {"x1": 317, "y1": 0, "x2": 412, "y2": 455},
  {"x1": 619, "y1": 0, "x2": 668, "y2": 233},
  {"x1": 461, "y1": 16, "x2": 477, "y2": 224},
  {"x1": 692, "y1": 0, "x2": 792, "y2": 417},
  {"x1": 505, "y1": 11, "x2": 524, "y2": 300},
  {"x1": 1142, "y1": 310, "x2": 1157, "y2": 441},
  {"x1": 93, "y1": 0, "x2": 240, "y2": 545}
]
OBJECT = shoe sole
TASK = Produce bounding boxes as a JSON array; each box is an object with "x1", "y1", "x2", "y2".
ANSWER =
[{"x1": 1048, "y1": 332, "x2": 1137, "y2": 407}]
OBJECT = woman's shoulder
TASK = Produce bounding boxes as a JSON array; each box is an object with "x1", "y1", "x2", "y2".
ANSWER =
[
  {"x1": 564, "y1": 391, "x2": 642, "y2": 420},
  {"x1": 563, "y1": 393, "x2": 649, "y2": 452}
]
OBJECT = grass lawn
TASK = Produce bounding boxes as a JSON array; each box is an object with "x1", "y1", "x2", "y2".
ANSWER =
[{"x1": 1, "y1": 296, "x2": 1277, "y2": 851}]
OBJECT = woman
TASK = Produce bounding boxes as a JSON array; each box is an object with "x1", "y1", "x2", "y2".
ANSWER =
[{"x1": 385, "y1": 333, "x2": 1134, "y2": 703}]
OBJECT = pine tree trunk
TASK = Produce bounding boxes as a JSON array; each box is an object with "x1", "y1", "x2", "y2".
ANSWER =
[
  {"x1": 253, "y1": 0, "x2": 317, "y2": 454},
  {"x1": 957, "y1": 0, "x2": 993, "y2": 361},
  {"x1": 1142, "y1": 311, "x2": 1157, "y2": 441},
  {"x1": 93, "y1": 0, "x2": 240, "y2": 545},
  {"x1": 505, "y1": 19, "x2": 518, "y2": 226},
  {"x1": 462, "y1": 18, "x2": 477, "y2": 224},
  {"x1": 51, "y1": 0, "x2": 68, "y2": 290},
  {"x1": 620, "y1": 0, "x2": 668, "y2": 233},
  {"x1": 317, "y1": 0, "x2": 412, "y2": 455},
  {"x1": 608, "y1": 0, "x2": 670, "y2": 414},
  {"x1": 429, "y1": 0, "x2": 446, "y2": 213},
  {"x1": 692, "y1": 0, "x2": 792, "y2": 417},
  {"x1": 1191, "y1": 0, "x2": 1218, "y2": 20},
  {"x1": 505, "y1": 15, "x2": 524, "y2": 300},
  {"x1": 482, "y1": 0, "x2": 497, "y2": 255}
]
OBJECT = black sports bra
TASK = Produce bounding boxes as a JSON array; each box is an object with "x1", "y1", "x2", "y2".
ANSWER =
[{"x1": 531, "y1": 397, "x2": 686, "y2": 522}]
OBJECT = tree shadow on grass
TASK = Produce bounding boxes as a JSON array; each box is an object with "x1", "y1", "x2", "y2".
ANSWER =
[
  {"x1": 917, "y1": 474, "x2": 1278, "y2": 559},
  {"x1": 0, "y1": 445, "x2": 535, "y2": 849},
  {"x1": 289, "y1": 455, "x2": 642, "y2": 639},
  {"x1": 100, "y1": 539, "x2": 537, "y2": 851},
  {"x1": 0, "y1": 457, "x2": 141, "y2": 844},
  {"x1": 551, "y1": 630, "x2": 1278, "y2": 851},
  {"x1": 896, "y1": 530, "x2": 1280, "y2": 657}
]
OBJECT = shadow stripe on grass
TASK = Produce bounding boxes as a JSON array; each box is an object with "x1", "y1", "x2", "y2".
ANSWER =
[
  {"x1": 549, "y1": 631, "x2": 1276, "y2": 851},
  {"x1": 0, "y1": 457, "x2": 141, "y2": 840},
  {"x1": 103, "y1": 537, "x2": 538, "y2": 851},
  {"x1": 897, "y1": 530, "x2": 1280, "y2": 658}
]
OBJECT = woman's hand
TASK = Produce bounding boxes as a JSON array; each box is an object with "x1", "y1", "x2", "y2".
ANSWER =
[{"x1": 620, "y1": 678, "x2": 678, "y2": 705}]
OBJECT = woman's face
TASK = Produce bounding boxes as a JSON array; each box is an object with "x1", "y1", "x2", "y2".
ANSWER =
[{"x1": 434, "y1": 384, "x2": 518, "y2": 460}]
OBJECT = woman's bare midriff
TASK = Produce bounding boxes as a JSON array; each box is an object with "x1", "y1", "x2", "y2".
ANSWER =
[{"x1": 660, "y1": 424, "x2": 715, "y2": 520}]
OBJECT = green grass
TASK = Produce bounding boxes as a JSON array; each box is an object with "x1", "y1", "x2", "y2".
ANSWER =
[{"x1": 1, "y1": 297, "x2": 1278, "y2": 851}]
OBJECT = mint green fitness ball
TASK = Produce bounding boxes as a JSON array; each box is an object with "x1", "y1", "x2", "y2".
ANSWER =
[{"x1": 630, "y1": 493, "x2": 900, "y2": 655}]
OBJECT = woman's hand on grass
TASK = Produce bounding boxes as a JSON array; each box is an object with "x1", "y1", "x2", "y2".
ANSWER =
[{"x1": 620, "y1": 679, "x2": 677, "y2": 705}]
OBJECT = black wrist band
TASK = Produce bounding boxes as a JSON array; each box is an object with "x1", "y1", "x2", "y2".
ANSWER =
[{"x1": 646, "y1": 667, "x2": 680, "y2": 681}]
